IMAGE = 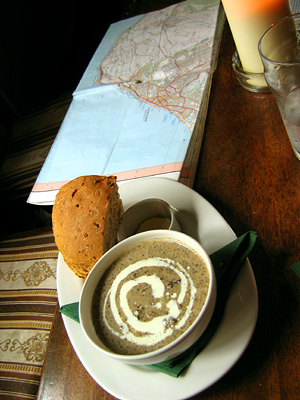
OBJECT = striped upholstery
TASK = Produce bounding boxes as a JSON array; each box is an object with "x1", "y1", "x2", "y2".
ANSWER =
[
  {"x1": 0, "y1": 227, "x2": 58, "y2": 399},
  {"x1": 0, "y1": 93, "x2": 72, "y2": 201}
]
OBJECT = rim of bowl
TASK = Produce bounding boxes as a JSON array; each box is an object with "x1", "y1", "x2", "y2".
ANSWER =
[{"x1": 79, "y1": 229, "x2": 216, "y2": 362}]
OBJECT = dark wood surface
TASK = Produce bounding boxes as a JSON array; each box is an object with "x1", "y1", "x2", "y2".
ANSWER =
[{"x1": 37, "y1": 15, "x2": 300, "y2": 400}]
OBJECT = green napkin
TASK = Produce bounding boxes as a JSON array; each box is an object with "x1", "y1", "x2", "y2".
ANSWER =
[
  {"x1": 59, "y1": 301, "x2": 80, "y2": 323},
  {"x1": 291, "y1": 261, "x2": 300, "y2": 279},
  {"x1": 59, "y1": 231, "x2": 257, "y2": 377},
  {"x1": 149, "y1": 230, "x2": 257, "y2": 376}
]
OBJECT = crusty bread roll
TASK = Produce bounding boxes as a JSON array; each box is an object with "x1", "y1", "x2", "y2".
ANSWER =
[{"x1": 52, "y1": 175, "x2": 123, "y2": 279}]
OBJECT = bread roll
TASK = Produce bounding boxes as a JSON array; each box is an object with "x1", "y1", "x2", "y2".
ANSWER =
[{"x1": 52, "y1": 175, "x2": 123, "y2": 279}]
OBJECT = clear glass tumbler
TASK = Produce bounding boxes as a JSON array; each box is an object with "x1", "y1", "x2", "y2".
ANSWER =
[{"x1": 259, "y1": 13, "x2": 300, "y2": 160}]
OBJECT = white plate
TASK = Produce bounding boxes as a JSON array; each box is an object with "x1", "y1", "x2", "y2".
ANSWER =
[{"x1": 57, "y1": 177, "x2": 258, "y2": 400}]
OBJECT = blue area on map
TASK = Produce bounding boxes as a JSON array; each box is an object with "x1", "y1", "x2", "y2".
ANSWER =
[
  {"x1": 76, "y1": 15, "x2": 143, "y2": 93},
  {"x1": 37, "y1": 87, "x2": 191, "y2": 183}
]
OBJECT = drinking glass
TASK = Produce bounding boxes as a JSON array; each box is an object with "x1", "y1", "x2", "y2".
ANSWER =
[
  {"x1": 259, "y1": 13, "x2": 300, "y2": 159},
  {"x1": 221, "y1": 0, "x2": 291, "y2": 92}
]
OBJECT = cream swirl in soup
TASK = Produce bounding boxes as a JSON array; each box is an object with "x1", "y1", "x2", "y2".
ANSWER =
[{"x1": 91, "y1": 239, "x2": 210, "y2": 355}]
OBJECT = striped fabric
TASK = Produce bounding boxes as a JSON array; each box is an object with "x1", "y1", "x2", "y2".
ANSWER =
[
  {"x1": 0, "y1": 93, "x2": 72, "y2": 201},
  {"x1": 0, "y1": 227, "x2": 58, "y2": 400}
]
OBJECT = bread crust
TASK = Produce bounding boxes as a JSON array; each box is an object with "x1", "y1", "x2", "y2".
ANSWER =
[{"x1": 52, "y1": 175, "x2": 122, "y2": 279}]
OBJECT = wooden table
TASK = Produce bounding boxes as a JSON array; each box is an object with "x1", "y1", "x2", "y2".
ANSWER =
[{"x1": 37, "y1": 15, "x2": 300, "y2": 400}]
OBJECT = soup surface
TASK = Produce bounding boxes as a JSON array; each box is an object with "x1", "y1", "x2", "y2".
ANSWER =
[{"x1": 91, "y1": 238, "x2": 210, "y2": 355}]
